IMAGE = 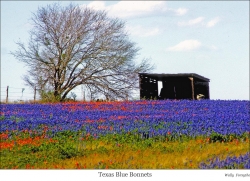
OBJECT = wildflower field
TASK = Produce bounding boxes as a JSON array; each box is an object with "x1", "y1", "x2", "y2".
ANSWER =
[{"x1": 0, "y1": 100, "x2": 249, "y2": 169}]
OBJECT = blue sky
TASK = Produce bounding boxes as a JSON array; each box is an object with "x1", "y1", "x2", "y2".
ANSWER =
[{"x1": 1, "y1": 1, "x2": 249, "y2": 101}]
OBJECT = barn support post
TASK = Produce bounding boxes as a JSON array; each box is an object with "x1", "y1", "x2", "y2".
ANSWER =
[
  {"x1": 83, "y1": 91, "x2": 85, "y2": 101},
  {"x1": 6, "y1": 86, "x2": 9, "y2": 103},
  {"x1": 34, "y1": 86, "x2": 36, "y2": 101},
  {"x1": 188, "y1": 77, "x2": 194, "y2": 100}
]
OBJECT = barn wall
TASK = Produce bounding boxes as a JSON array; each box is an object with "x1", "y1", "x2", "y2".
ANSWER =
[
  {"x1": 139, "y1": 75, "x2": 158, "y2": 99},
  {"x1": 139, "y1": 73, "x2": 210, "y2": 100},
  {"x1": 161, "y1": 80, "x2": 174, "y2": 99},
  {"x1": 161, "y1": 77, "x2": 192, "y2": 99}
]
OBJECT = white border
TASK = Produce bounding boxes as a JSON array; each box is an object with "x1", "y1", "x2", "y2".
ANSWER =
[{"x1": 1, "y1": 170, "x2": 250, "y2": 181}]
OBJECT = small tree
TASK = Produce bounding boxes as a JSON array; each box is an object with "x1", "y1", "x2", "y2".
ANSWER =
[{"x1": 11, "y1": 3, "x2": 154, "y2": 101}]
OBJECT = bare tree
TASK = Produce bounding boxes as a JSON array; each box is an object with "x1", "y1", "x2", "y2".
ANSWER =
[{"x1": 11, "y1": 3, "x2": 154, "y2": 101}]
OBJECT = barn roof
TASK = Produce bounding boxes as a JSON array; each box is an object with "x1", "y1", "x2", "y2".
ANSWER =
[{"x1": 138, "y1": 73, "x2": 210, "y2": 82}]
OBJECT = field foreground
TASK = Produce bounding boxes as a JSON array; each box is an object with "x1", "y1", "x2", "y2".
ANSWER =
[{"x1": 0, "y1": 100, "x2": 249, "y2": 169}]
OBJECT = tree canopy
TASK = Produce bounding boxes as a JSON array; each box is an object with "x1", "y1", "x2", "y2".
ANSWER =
[{"x1": 11, "y1": 3, "x2": 154, "y2": 101}]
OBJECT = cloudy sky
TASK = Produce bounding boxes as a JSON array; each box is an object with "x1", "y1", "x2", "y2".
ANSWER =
[{"x1": 1, "y1": 1, "x2": 249, "y2": 101}]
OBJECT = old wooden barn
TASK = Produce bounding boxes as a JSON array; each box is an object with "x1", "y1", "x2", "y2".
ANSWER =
[{"x1": 139, "y1": 73, "x2": 210, "y2": 100}]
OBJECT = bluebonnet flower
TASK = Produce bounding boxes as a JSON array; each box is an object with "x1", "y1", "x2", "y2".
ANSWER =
[{"x1": 0, "y1": 100, "x2": 249, "y2": 139}]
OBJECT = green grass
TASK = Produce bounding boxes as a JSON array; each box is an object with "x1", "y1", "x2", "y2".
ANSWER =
[{"x1": 1, "y1": 131, "x2": 248, "y2": 169}]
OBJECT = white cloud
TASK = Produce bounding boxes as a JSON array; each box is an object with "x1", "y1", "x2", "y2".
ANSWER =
[
  {"x1": 206, "y1": 17, "x2": 220, "y2": 27},
  {"x1": 83, "y1": 1, "x2": 188, "y2": 19},
  {"x1": 168, "y1": 7, "x2": 188, "y2": 16},
  {"x1": 109, "y1": 1, "x2": 167, "y2": 18},
  {"x1": 126, "y1": 25, "x2": 160, "y2": 37},
  {"x1": 178, "y1": 17, "x2": 221, "y2": 28},
  {"x1": 85, "y1": 1, "x2": 167, "y2": 18},
  {"x1": 86, "y1": 1, "x2": 106, "y2": 11},
  {"x1": 178, "y1": 17, "x2": 205, "y2": 26},
  {"x1": 207, "y1": 45, "x2": 218, "y2": 51},
  {"x1": 167, "y1": 40, "x2": 202, "y2": 52},
  {"x1": 175, "y1": 8, "x2": 188, "y2": 16}
]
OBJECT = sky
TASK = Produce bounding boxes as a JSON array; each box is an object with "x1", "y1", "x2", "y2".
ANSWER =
[{"x1": 1, "y1": 1, "x2": 249, "y2": 102}]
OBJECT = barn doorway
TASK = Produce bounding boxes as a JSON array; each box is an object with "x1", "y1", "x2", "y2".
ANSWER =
[
  {"x1": 139, "y1": 73, "x2": 210, "y2": 100},
  {"x1": 158, "y1": 81, "x2": 162, "y2": 96}
]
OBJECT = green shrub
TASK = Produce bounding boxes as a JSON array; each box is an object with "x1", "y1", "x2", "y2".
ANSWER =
[{"x1": 40, "y1": 91, "x2": 61, "y2": 103}]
